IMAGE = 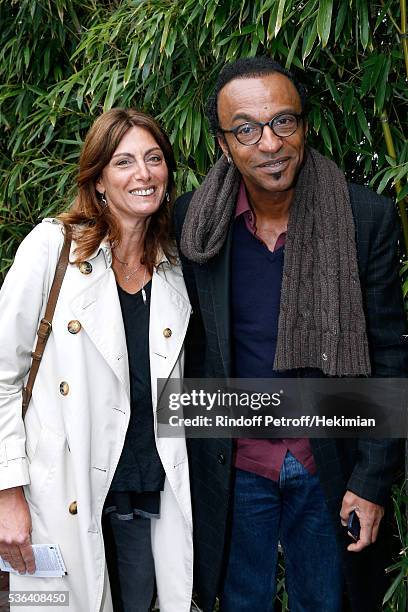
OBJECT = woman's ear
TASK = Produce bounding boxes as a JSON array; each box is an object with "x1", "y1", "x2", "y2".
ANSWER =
[{"x1": 95, "y1": 176, "x2": 104, "y2": 195}]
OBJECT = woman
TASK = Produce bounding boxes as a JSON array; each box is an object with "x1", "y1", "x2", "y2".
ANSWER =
[{"x1": 0, "y1": 109, "x2": 193, "y2": 611}]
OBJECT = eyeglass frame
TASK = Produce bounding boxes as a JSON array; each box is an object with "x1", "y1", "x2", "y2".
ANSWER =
[{"x1": 219, "y1": 112, "x2": 304, "y2": 146}]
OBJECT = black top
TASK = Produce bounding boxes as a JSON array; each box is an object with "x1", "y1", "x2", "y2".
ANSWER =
[{"x1": 108, "y1": 280, "x2": 165, "y2": 515}]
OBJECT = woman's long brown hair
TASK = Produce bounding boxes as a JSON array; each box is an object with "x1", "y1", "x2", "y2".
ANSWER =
[{"x1": 59, "y1": 108, "x2": 177, "y2": 269}]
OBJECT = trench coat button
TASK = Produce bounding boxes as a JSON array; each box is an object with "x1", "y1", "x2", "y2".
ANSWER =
[
  {"x1": 163, "y1": 328, "x2": 172, "y2": 338},
  {"x1": 217, "y1": 452, "x2": 226, "y2": 465},
  {"x1": 69, "y1": 501, "x2": 77, "y2": 515},
  {"x1": 59, "y1": 381, "x2": 69, "y2": 396},
  {"x1": 79, "y1": 261, "x2": 92, "y2": 275},
  {"x1": 67, "y1": 320, "x2": 81, "y2": 334}
]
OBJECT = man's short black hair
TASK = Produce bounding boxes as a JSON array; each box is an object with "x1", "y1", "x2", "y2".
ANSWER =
[{"x1": 206, "y1": 56, "x2": 308, "y2": 134}]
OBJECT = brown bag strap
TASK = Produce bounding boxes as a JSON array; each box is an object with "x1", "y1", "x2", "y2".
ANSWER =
[{"x1": 22, "y1": 225, "x2": 72, "y2": 419}]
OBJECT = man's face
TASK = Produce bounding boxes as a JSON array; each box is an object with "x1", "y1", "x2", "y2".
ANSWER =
[{"x1": 217, "y1": 72, "x2": 307, "y2": 201}]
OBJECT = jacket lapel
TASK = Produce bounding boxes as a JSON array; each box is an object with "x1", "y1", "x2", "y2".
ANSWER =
[
  {"x1": 149, "y1": 265, "x2": 191, "y2": 407},
  {"x1": 204, "y1": 224, "x2": 233, "y2": 377},
  {"x1": 70, "y1": 268, "x2": 130, "y2": 397}
]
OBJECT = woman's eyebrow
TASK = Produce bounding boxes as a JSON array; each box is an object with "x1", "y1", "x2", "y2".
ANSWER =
[{"x1": 111, "y1": 147, "x2": 162, "y2": 158}]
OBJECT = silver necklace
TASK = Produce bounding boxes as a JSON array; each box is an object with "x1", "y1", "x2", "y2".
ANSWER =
[{"x1": 113, "y1": 252, "x2": 143, "y2": 282}]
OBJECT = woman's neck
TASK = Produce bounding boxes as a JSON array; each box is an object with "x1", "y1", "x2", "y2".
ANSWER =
[{"x1": 113, "y1": 218, "x2": 149, "y2": 264}]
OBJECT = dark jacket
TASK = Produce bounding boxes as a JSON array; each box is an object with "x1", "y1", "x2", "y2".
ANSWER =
[{"x1": 174, "y1": 183, "x2": 407, "y2": 612}]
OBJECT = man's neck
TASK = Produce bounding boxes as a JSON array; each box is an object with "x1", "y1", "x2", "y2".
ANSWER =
[{"x1": 245, "y1": 184, "x2": 294, "y2": 227}]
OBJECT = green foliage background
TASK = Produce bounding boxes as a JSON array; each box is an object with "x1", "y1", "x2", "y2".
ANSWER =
[
  {"x1": 1, "y1": 0, "x2": 407, "y2": 274},
  {"x1": 0, "y1": 1, "x2": 407, "y2": 607}
]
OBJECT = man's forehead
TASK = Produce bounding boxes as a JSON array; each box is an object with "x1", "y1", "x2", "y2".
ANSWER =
[{"x1": 217, "y1": 73, "x2": 301, "y2": 120}]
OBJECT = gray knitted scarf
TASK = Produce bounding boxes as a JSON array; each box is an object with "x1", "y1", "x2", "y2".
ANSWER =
[{"x1": 181, "y1": 147, "x2": 371, "y2": 376}]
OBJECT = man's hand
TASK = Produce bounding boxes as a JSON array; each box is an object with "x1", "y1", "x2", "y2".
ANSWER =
[
  {"x1": 340, "y1": 490, "x2": 384, "y2": 552},
  {"x1": 0, "y1": 486, "x2": 35, "y2": 574}
]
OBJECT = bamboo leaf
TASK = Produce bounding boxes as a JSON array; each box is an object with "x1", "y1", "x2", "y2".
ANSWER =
[
  {"x1": 259, "y1": 0, "x2": 276, "y2": 16},
  {"x1": 204, "y1": 1, "x2": 218, "y2": 27},
  {"x1": 164, "y1": 29, "x2": 177, "y2": 58},
  {"x1": 285, "y1": 23, "x2": 304, "y2": 69},
  {"x1": 300, "y1": 0, "x2": 318, "y2": 21},
  {"x1": 354, "y1": 99, "x2": 371, "y2": 143},
  {"x1": 266, "y1": 2, "x2": 279, "y2": 40},
  {"x1": 358, "y1": 0, "x2": 369, "y2": 50},
  {"x1": 310, "y1": 105, "x2": 321, "y2": 133},
  {"x1": 317, "y1": 0, "x2": 333, "y2": 47},
  {"x1": 302, "y1": 18, "x2": 318, "y2": 60},
  {"x1": 401, "y1": 262, "x2": 408, "y2": 277},
  {"x1": 360, "y1": 54, "x2": 384, "y2": 96},
  {"x1": 103, "y1": 69, "x2": 119, "y2": 113},
  {"x1": 43, "y1": 47, "x2": 50, "y2": 79},
  {"x1": 385, "y1": 155, "x2": 397, "y2": 167},
  {"x1": 334, "y1": 0, "x2": 347, "y2": 42},
  {"x1": 124, "y1": 43, "x2": 138, "y2": 87},
  {"x1": 397, "y1": 184, "x2": 408, "y2": 202},
  {"x1": 320, "y1": 116, "x2": 332, "y2": 154},
  {"x1": 275, "y1": 0, "x2": 287, "y2": 37},
  {"x1": 138, "y1": 44, "x2": 150, "y2": 69},
  {"x1": 324, "y1": 73, "x2": 341, "y2": 107},
  {"x1": 342, "y1": 86, "x2": 354, "y2": 115},
  {"x1": 383, "y1": 571, "x2": 404, "y2": 604},
  {"x1": 24, "y1": 46, "x2": 30, "y2": 70},
  {"x1": 193, "y1": 111, "x2": 202, "y2": 149},
  {"x1": 393, "y1": 164, "x2": 408, "y2": 185},
  {"x1": 160, "y1": 12, "x2": 172, "y2": 53},
  {"x1": 377, "y1": 168, "x2": 396, "y2": 194},
  {"x1": 185, "y1": 107, "x2": 193, "y2": 150},
  {"x1": 326, "y1": 111, "x2": 342, "y2": 155},
  {"x1": 374, "y1": 56, "x2": 391, "y2": 114}
]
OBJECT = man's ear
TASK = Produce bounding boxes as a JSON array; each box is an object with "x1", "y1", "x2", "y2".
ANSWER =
[
  {"x1": 217, "y1": 132, "x2": 230, "y2": 160},
  {"x1": 304, "y1": 119, "x2": 309, "y2": 139}
]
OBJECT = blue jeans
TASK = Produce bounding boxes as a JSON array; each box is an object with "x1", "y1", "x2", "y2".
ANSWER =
[{"x1": 220, "y1": 452, "x2": 343, "y2": 612}]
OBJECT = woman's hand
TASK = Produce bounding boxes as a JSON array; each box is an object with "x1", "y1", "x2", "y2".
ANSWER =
[{"x1": 0, "y1": 486, "x2": 35, "y2": 573}]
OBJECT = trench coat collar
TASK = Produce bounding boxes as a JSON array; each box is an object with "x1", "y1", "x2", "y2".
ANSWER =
[
  {"x1": 69, "y1": 237, "x2": 170, "y2": 270},
  {"x1": 69, "y1": 237, "x2": 112, "y2": 267}
]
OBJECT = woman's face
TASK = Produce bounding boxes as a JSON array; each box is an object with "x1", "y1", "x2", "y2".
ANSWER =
[{"x1": 96, "y1": 125, "x2": 169, "y2": 224}]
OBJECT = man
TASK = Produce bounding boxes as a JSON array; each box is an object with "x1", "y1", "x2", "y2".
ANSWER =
[{"x1": 174, "y1": 57, "x2": 407, "y2": 612}]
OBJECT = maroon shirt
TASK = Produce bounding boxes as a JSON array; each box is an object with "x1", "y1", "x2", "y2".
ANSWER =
[{"x1": 233, "y1": 182, "x2": 317, "y2": 481}]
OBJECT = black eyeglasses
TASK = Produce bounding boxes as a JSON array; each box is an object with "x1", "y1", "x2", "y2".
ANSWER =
[{"x1": 220, "y1": 113, "x2": 304, "y2": 146}]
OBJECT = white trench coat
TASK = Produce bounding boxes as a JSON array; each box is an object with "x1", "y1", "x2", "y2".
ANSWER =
[{"x1": 0, "y1": 220, "x2": 193, "y2": 611}]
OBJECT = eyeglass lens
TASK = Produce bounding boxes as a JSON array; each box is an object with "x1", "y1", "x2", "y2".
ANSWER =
[{"x1": 236, "y1": 114, "x2": 299, "y2": 144}]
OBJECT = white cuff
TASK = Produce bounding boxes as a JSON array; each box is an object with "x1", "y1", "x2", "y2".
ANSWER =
[{"x1": 0, "y1": 457, "x2": 30, "y2": 491}]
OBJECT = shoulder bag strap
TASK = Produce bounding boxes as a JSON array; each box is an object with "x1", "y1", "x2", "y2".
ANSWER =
[{"x1": 22, "y1": 224, "x2": 72, "y2": 419}]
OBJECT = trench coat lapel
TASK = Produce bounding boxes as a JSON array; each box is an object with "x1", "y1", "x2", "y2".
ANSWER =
[
  {"x1": 70, "y1": 268, "x2": 130, "y2": 397},
  {"x1": 149, "y1": 266, "x2": 191, "y2": 407}
]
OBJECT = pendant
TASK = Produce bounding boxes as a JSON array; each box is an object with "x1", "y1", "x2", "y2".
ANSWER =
[{"x1": 142, "y1": 288, "x2": 146, "y2": 305}]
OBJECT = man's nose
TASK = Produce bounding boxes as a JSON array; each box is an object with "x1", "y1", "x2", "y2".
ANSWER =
[{"x1": 257, "y1": 124, "x2": 283, "y2": 153}]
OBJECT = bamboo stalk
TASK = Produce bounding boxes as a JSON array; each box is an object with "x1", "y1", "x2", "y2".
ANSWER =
[
  {"x1": 380, "y1": 112, "x2": 408, "y2": 255},
  {"x1": 401, "y1": 0, "x2": 408, "y2": 77}
]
